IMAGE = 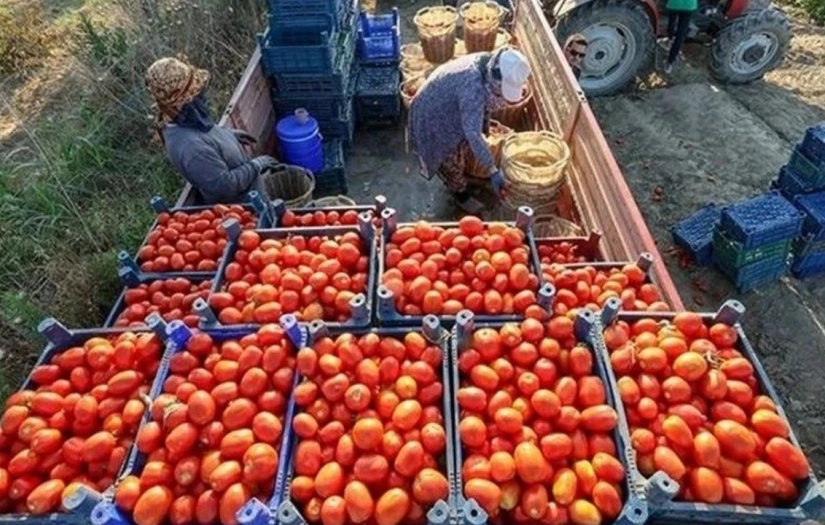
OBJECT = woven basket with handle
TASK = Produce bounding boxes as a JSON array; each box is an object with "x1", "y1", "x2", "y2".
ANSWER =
[
  {"x1": 261, "y1": 163, "x2": 315, "y2": 208},
  {"x1": 500, "y1": 131, "x2": 571, "y2": 214}
]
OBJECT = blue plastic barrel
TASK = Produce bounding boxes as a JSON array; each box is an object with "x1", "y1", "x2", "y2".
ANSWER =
[{"x1": 276, "y1": 109, "x2": 325, "y2": 173}]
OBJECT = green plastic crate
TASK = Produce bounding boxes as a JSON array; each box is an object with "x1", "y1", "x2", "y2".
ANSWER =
[{"x1": 713, "y1": 227, "x2": 792, "y2": 268}]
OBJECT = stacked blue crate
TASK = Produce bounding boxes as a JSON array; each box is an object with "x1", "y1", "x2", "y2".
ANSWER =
[
  {"x1": 791, "y1": 190, "x2": 825, "y2": 278},
  {"x1": 355, "y1": 9, "x2": 402, "y2": 126},
  {"x1": 712, "y1": 191, "x2": 803, "y2": 292},
  {"x1": 772, "y1": 122, "x2": 825, "y2": 197},
  {"x1": 263, "y1": 0, "x2": 358, "y2": 194}
]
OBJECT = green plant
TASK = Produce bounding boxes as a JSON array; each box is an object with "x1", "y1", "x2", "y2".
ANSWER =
[
  {"x1": 802, "y1": 0, "x2": 825, "y2": 24},
  {"x1": 0, "y1": 0, "x2": 266, "y2": 397}
]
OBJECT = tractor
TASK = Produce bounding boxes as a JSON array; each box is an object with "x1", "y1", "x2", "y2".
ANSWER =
[{"x1": 548, "y1": 0, "x2": 792, "y2": 95}]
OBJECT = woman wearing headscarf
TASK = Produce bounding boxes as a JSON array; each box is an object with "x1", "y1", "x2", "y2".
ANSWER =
[
  {"x1": 408, "y1": 46, "x2": 532, "y2": 214},
  {"x1": 145, "y1": 56, "x2": 276, "y2": 204}
]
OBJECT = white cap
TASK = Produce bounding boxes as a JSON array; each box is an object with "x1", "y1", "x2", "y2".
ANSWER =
[{"x1": 498, "y1": 48, "x2": 531, "y2": 103}]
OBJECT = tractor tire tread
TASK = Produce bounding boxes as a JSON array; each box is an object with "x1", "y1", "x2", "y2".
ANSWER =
[{"x1": 709, "y1": 8, "x2": 791, "y2": 84}]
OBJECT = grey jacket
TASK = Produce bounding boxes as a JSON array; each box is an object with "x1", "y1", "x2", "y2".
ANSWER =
[
  {"x1": 409, "y1": 53, "x2": 496, "y2": 179},
  {"x1": 162, "y1": 124, "x2": 260, "y2": 204}
]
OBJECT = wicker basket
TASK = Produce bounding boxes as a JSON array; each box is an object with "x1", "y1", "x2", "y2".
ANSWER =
[
  {"x1": 491, "y1": 81, "x2": 533, "y2": 128},
  {"x1": 493, "y1": 28, "x2": 512, "y2": 49},
  {"x1": 533, "y1": 215, "x2": 585, "y2": 238},
  {"x1": 261, "y1": 164, "x2": 315, "y2": 207},
  {"x1": 400, "y1": 43, "x2": 425, "y2": 62},
  {"x1": 414, "y1": 6, "x2": 458, "y2": 64},
  {"x1": 465, "y1": 120, "x2": 514, "y2": 179},
  {"x1": 308, "y1": 195, "x2": 357, "y2": 207},
  {"x1": 460, "y1": 1, "x2": 503, "y2": 53},
  {"x1": 400, "y1": 57, "x2": 434, "y2": 83},
  {"x1": 500, "y1": 131, "x2": 570, "y2": 214},
  {"x1": 400, "y1": 77, "x2": 425, "y2": 110}
]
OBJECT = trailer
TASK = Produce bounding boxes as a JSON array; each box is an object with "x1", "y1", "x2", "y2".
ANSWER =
[{"x1": 173, "y1": 0, "x2": 684, "y2": 311}]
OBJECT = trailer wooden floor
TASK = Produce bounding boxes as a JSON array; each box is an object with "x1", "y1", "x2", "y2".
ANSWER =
[{"x1": 351, "y1": 0, "x2": 825, "y2": 481}]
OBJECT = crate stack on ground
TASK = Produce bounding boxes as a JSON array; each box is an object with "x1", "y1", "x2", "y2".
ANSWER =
[
  {"x1": 790, "y1": 191, "x2": 825, "y2": 278},
  {"x1": 772, "y1": 122, "x2": 825, "y2": 199},
  {"x1": 712, "y1": 191, "x2": 803, "y2": 292},
  {"x1": 262, "y1": 0, "x2": 358, "y2": 196},
  {"x1": 354, "y1": 9, "x2": 402, "y2": 126}
]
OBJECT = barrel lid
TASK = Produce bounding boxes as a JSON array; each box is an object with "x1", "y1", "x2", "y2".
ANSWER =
[{"x1": 276, "y1": 109, "x2": 319, "y2": 140}]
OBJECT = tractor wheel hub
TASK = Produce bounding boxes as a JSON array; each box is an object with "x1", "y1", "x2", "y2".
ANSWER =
[
  {"x1": 730, "y1": 32, "x2": 777, "y2": 75},
  {"x1": 581, "y1": 24, "x2": 637, "y2": 81}
]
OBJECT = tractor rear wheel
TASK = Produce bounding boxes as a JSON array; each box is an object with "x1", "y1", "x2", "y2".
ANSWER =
[
  {"x1": 709, "y1": 9, "x2": 791, "y2": 84},
  {"x1": 555, "y1": 0, "x2": 655, "y2": 97}
]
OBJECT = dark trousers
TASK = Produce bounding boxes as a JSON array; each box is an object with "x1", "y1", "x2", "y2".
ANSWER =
[{"x1": 667, "y1": 10, "x2": 692, "y2": 64}]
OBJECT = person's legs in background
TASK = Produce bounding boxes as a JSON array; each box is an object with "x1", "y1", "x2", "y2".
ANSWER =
[
  {"x1": 666, "y1": 10, "x2": 692, "y2": 73},
  {"x1": 436, "y1": 141, "x2": 485, "y2": 214}
]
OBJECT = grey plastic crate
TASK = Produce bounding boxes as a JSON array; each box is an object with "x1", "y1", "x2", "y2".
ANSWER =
[
  {"x1": 376, "y1": 206, "x2": 553, "y2": 326},
  {"x1": 275, "y1": 317, "x2": 458, "y2": 525},
  {"x1": 590, "y1": 299, "x2": 825, "y2": 525},
  {"x1": 450, "y1": 310, "x2": 649, "y2": 525},
  {"x1": 197, "y1": 216, "x2": 376, "y2": 330}
]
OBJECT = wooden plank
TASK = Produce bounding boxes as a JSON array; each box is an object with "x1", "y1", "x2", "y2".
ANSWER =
[
  {"x1": 568, "y1": 105, "x2": 685, "y2": 309},
  {"x1": 512, "y1": 0, "x2": 583, "y2": 135}
]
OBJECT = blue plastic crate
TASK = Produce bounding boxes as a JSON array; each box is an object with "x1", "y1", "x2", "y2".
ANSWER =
[
  {"x1": 355, "y1": 65, "x2": 401, "y2": 123},
  {"x1": 259, "y1": 28, "x2": 340, "y2": 75},
  {"x1": 276, "y1": 320, "x2": 458, "y2": 525},
  {"x1": 800, "y1": 123, "x2": 825, "y2": 165},
  {"x1": 715, "y1": 251, "x2": 790, "y2": 292},
  {"x1": 792, "y1": 250, "x2": 825, "y2": 278},
  {"x1": 453, "y1": 311, "x2": 648, "y2": 525},
  {"x1": 203, "y1": 222, "x2": 376, "y2": 330},
  {"x1": 772, "y1": 164, "x2": 817, "y2": 199},
  {"x1": 274, "y1": 92, "x2": 351, "y2": 122},
  {"x1": 89, "y1": 322, "x2": 301, "y2": 525},
  {"x1": 593, "y1": 301, "x2": 825, "y2": 525},
  {"x1": 271, "y1": 27, "x2": 357, "y2": 96},
  {"x1": 267, "y1": 0, "x2": 354, "y2": 45},
  {"x1": 376, "y1": 208, "x2": 552, "y2": 326},
  {"x1": 670, "y1": 203, "x2": 720, "y2": 266},
  {"x1": 267, "y1": 0, "x2": 340, "y2": 16},
  {"x1": 0, "y1": 319, "x2": 162, "y2": 525},
  {"x1": 789, "y1": 145, "x2": 825, "y2": 190},
  {"x1": 719, "y1": 191, "x2": 804, "y2": 250},
  {"x1": 314, "y1": 140, "x2": 348, "y2": 196},
  {"x1": 357, "y1": 9, "x2": 401, "y2": 64},
  {"x1": 317, "y1": 96, "x2": 355, "y2": 144},
  {"x1": 794, "y1": 190, "x2": 825, "y2": 242}
]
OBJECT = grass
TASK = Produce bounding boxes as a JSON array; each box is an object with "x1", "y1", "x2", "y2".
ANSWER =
[{"x1": 0, "y1": 0, "x2": 265, "y2": 395}]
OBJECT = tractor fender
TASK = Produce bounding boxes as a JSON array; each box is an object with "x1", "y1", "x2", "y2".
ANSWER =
[
  {"x1": 552, "y1": 0, "x2": 659, "y2": 30},
  {"x1": 726, "y1": 0, "x2": 770, "y2": 17}
]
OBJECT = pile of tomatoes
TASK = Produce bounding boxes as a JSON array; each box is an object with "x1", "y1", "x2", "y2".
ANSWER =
[
  {"x1": 113, "y1": 278, "x2": 212, "y2": 328},
  {"x1": 603, "y1": 313, "x2": 811, "y2": 506},
  {"x1": 116, "y1": 325, "x2": 295, "y2": 525},
  {"x1": 279, "y1": 209, "x2": 364, "y2": 228},
  {"x1": 0, "y1": 332, "x2": 163, "y2": 515},
  {"x1": 382, "y1": 216, "x2": 542, "y2": 317},
  {"x1": 542, "y1": 262, "x2": 668, "y2": 314},
  {"x1": 537, "y1": 242, "x2": 592, "y2": 265},
  {"x1": 288, "y1": 331, "x2": 450, "y2": 525},
  {"x1": 137, "y1": 205, "x2": 258, "y2": 273},
  {"x1": 208, "y1": 230, "x2": 370, "y2": 325},
  {"x1": 456, "y1": 318, "x2": 624, "y2": 525}
]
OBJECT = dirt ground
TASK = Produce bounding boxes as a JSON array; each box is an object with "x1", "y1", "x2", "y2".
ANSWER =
[{"x1": 352, "y1": 0, "x2": 825, "y2": 481}]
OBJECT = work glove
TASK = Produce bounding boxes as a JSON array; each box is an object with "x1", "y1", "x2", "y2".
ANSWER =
[
  {"x1": 231, "y1": 129, "x2": 257, "y2": 146},
  {"x1": 491, "y1": 169, "x2": 507, "y2": 198},
  {"x1": 251, "y1": 155, "x2": 278, "y2": 173}
]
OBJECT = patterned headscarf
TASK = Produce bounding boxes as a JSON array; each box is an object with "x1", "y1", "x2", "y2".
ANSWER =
[{"x1": 145, "y1": 55, "x2": 210, "y2": 124}]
